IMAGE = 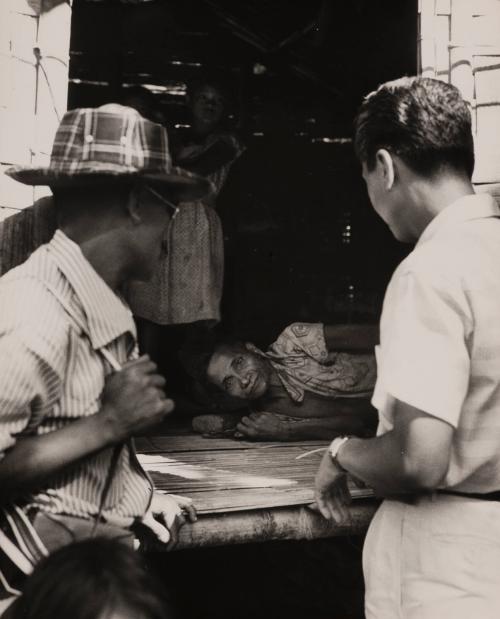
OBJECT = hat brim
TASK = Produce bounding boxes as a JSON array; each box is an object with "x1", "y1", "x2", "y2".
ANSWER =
[{"x1": 5, "y1": 165, "x2": 211, "y2": 202}]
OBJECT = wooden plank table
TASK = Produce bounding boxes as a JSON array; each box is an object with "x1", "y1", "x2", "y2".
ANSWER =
[{"x1": 136, "y1": 430, "x2": 378, "y2": 550}]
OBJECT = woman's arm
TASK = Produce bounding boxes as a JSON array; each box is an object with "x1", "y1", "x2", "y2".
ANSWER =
[{"x1": 177, "y1": 139, "x2": 238, "y2": 177}]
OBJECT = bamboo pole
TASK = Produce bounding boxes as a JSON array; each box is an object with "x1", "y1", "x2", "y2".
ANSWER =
[{"x1": 146, "y1": 502, "x2": 379, "y2": 551}]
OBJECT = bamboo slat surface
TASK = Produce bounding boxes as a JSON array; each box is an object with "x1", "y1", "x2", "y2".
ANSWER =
[{"x1": 136, "y1": 431, "x2": 373, "y2": 516}]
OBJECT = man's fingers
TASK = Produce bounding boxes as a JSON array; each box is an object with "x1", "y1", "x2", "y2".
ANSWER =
[
  {"x1": 314, "y1": 489, "x2": 333, "y2": 520},
  {"x1": 236, "y1": 422, "x2": 251, "y2": 435},
  {"x1": 329, "y1": 488, "x2": 351, "y2": 524},
  {"x1": 182, "y1": 502, "x2": 197, "y2": 523},
  {"x1": 142, "y1": 512, "x2": 171, "y2": 544},
  {"x1": 149, "y1": 374, "x2": 167, "y2": 388},
  {"x1": 314, "y1": 483, "x2": 350, "y2": 524},
  {"x1": 333, "y1": 500, "x2": 349, "y2": 524},
  {"x1": 307, "y1": 501, "x2": 320, "y2": 513},
  {"x1": 341, "y1": 482, "x2": 353, "y2": 506},
  {"x1": 122, "y1": 355, "x2": 158, "y2": 373},
  {"x1": 236, "y1": 422, "x2": 258, "y2": 438},
  {"x1": 161, "y1": 398, "x2": 175, "y2": 415},
  {"x1": 166, "y1": 514, "x2": 185, "y2": 551},
  {"x1": 167, "y1": 495, "x2": 197, "y2": 523},
  {"x1": 122, "y1": 354, "x2": 151, "y2": 366}
]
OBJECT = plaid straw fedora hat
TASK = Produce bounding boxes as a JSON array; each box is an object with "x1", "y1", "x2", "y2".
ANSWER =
[{"x1": 5, "y1": 103, "x2": 210, "y2": 201}]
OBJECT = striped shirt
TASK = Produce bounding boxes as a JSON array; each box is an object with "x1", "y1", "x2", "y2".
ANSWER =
[
  {"x1": 373, "y1": 193, "x2": 500, "y2": 492},
  {"x1": 0, "y1": 230, "x2": 151, "y2": 527}
]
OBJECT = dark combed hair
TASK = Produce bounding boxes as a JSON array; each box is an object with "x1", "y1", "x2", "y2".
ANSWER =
[
  {"x1": 354, "y1": 76, "x2": 474, "y2": 179},
  {"x1": 10, "y1": 538, "x2": 171, "y2": 619},
  {"x1": 179, "y1": 343, "x2": 215, "y2": 388}
]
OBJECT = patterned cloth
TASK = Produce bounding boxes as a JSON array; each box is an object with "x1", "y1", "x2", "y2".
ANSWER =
[
  {"x1": 128, "y1": 132, "x2": 243, "y2": 324},
  {"x1": 261, "y1": 323, "x2": 376, "y2": 403},
  {"x1": 0, "y1": 230, "x2": 152, "y2": 527},
  {"x1": 373, "y1": 193, "x2": 500, "y2": 492}
]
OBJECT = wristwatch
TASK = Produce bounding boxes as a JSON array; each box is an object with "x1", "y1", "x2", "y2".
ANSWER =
[{"x1": 329, "y1": 436, "x2": 350, "y2": 472}]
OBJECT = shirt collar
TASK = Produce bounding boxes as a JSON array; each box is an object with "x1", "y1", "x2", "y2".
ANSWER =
[
  {"x1": 417, "y1": 192, "x2": 500, "y2": 247},
  {"x1": 47, "y1": 230, "x2": 136, "y2": 349}
]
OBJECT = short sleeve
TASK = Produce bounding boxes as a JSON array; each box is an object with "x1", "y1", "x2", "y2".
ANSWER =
[
  {"x1": 0, "y1": 278, "x2": 66, "y2": 457},
  {"x1": 377, "y1": 268, "x2": 471, "y2": 427},
  {"x1": 0, "y1": 332, "x2": 61, "y2": 457},
  {"x1": 270, "y1": 323, "x2": 329, "y2": 363}
]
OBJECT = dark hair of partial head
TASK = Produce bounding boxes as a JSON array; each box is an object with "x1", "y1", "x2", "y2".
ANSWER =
[
  {"x1": 10, "y1": 538, "x2": 171, "y2": 619},
  {"x1": 180, "y1": 337, "x2": 247, "y2": 387},
  {"x1": 354, "y1": 76, "x2": 474, "y2": 178}
]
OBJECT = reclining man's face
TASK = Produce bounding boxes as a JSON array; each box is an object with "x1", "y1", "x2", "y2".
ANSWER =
[{"x1": 206, "y1": 344, "x2": 270, "y2": 400}]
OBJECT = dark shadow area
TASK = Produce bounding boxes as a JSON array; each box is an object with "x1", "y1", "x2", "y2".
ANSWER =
[{"x1": 147, "y1": 535, "x2": 366, "y2": 619}]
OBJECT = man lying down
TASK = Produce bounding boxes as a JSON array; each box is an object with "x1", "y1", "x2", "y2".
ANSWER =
[{"x1": 188, "y1": 322, "x2": 379, "y2": 441}]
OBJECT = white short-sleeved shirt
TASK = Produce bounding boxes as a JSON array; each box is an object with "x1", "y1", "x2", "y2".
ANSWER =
[{"x1": 373, "y1": 193, "x2": 500, "y2": 492}]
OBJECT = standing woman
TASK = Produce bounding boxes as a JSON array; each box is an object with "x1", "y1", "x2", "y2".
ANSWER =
[{"x1": 128, "y1": 78, "x2": 244, "y2": 366}]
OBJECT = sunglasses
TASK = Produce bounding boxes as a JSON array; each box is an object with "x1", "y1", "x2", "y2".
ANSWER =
[{"x1": 144, "y1": 185, "x2": 180, "y2": 221}]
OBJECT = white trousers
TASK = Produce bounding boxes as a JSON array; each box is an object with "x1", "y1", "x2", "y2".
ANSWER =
[{"x1": 363, "y1": 494, "x2": 500, "y2": 619}]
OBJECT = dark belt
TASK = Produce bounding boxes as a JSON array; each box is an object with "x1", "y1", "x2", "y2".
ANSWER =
[{"x1": 437, "y1": 489, "x2": 500, "y2": 502}]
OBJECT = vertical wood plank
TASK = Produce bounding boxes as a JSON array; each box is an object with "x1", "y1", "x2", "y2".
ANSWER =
[
  {"x1": 33, "y1": 0, "x2": 71, "y2": 201},
  {"x1": 473, "y1": 54, "x2": 500, "y2": 182},
  {"x1": 449, "y1": 0, "x2": 474, "y2": 102},
  {"x1": 419, "y1": 0, "x2": 438, "y2": 77},
  {"x1": 435, "y1": 14, "x2": 451, "y2": 81}
]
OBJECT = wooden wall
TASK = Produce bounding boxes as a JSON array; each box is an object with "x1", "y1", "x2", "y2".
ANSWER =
[{"x1": 0, "y1": 0, "x2": 417, "y2": 343}]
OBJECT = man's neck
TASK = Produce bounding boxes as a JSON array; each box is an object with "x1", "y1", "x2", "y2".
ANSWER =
[
  {"x1": 403, "y1": 172, "x2": 475, "y2": 241},
  {"x1": 61, "y1": 226, "x2": 128, "y2": 293}
]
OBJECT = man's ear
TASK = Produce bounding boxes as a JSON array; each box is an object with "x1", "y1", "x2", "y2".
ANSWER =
[
  {"x1": 125, "y1": 187, "x2": 142, "y2": 225},
  {"x1": 375, "y1": 149, "x2": 396, "y2": 191}
]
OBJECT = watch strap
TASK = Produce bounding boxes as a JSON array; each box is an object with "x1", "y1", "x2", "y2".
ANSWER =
[{"x1": 329, "y1": 436, "x2": 350, "y2": 471}]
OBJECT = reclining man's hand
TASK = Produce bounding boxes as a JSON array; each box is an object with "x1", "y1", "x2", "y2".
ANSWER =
[
  {"x1": 99, "y1": 355, "x2": 174, "y2": 442},
  {"x1": 141, "y1": 492, "x2": 197, "y2": 550},
  {"x1": 235, "y1": 411, "x2": 291, "y2": 440}
]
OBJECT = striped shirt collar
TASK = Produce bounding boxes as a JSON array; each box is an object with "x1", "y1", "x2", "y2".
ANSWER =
[
  {"x1": 47, "y1": 229, "x2": 136, "y2": 349},
  {"x1": 418, "y1": 192, "x2": 500, "y2": 247}
]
